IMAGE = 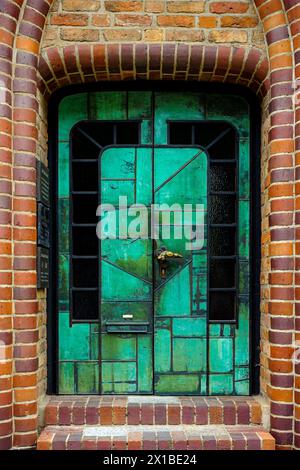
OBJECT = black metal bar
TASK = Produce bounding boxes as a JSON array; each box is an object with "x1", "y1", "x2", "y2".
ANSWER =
[{"x1": 77, "y1": 126, "x2": 103, "y2": 150}]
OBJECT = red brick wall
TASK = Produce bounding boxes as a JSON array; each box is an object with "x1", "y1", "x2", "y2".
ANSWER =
[
  {"x1": 0, "y1": 0, "x2": 299, "y2": 451},
  {"x1": 0, "y1": 0, "x2": 23, "y2": 451},
  {"x1": 42, "y1": 0, "x2": 264, "y2": 47},
  {"x1": 258, "y1": 0, "x2": 296, "y2": 449}
]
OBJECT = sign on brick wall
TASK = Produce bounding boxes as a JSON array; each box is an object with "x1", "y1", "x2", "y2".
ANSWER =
[{"x1": 37, "y1": 161, "x2": 50, "y2": 288}]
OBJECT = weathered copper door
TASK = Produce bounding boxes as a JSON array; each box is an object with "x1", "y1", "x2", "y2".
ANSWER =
[
  {"x1": 100, "y1": 145, "x2": 207, "y2": 394},
  {"x1": 57, "y1": 91, "x2": 251, "y2": 395}
]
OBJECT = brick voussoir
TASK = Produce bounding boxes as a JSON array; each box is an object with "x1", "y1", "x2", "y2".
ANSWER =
[{"x1": 37, "y1": 43, "x2": 268, "y2": 97}]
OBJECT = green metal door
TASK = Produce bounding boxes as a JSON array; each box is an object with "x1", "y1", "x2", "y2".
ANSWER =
[
  {"x1": 100, "y1": 145, "x2": 207, "y2": 394},
  {"x1": 57, "y1": 91, "x2": 251, "y2": 395},
  {"x1": 100, "y1": 146, "x2": 154, "y2": 393},
  {"x1": 153, "y1": 147, "x2": 208, "y2": 394}
]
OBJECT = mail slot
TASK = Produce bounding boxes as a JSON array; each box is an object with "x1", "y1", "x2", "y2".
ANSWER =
[{"x1": 105, "y1": 322, "x2": 149, "y2": 334}]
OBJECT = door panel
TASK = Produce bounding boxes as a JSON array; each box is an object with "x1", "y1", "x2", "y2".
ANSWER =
[
  {"x1": 100, "y1": 145, "x2": 207, "y2": 395},
  {"x1": 56, "y1": 90, "x2": 251, "y2": 396},
  {"x1": 100, "y1": 146, "x2": 153, "y2": 394},
  {"x1": 154, "y1": 147, "x2": 208, "y2": 394}
]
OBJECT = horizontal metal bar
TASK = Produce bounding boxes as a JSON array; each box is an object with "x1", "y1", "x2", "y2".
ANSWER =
[
  {"x1": 72, "y1": 191, "x2": 98, "y2": 195},
  {"x1": 71, "y1": 287, "x2": 98, "y2": 291},
  {"x1": 72, "y1": 255, "x2": 98, "y2": 259},
  {"x1": 105, "y1": 322, "x2": 150, "y2": 326},
  {"x1": 101, "y1": 300, "x2": 152, "y2": 304},
  {"x1": 209, "y1": 320, "x2": 237, "y2": 324},
  {"x1": 210, "y1": 159, "x2": 236, "y2": 163},
  {"x1": 72, "y1": 319, "x2": 99, "y2": 324},
  {"x1": 101, "y1": 178, "x2": 135, "y2": 181},
  {"x1": 209, "y1": 223, "x2": 237, "y2": 228},
  {"x1": 210, "y1": 255, "x2": 237, "y2": 260},
  {"x1": 72, "y1": 159, "x2": 98, "y2": 163},
  {"x1": 72, "y1": 223, "x2": 97, "y2": 227},
  {"x1": 209, "y1": 287, "x2": 236, "y2": 292},
  {"x1": 210, "y1": 191, "x2": 237, "y2": 196}
]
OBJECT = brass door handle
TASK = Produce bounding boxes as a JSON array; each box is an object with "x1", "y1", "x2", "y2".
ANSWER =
[
  {"x1": 156, "y1": 250, "x2": 183, "y2": 261},
  {"x1": 155, "y1": 246, "x2": 183, "y2": 278}
]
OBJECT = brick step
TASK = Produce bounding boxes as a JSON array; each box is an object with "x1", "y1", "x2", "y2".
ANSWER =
[
  {"x1": 45, "y1": 396, "x2": 264, "y2": 427},
  {"x1": 37, "y1": 425, "x2": 275, "y2": 450}
]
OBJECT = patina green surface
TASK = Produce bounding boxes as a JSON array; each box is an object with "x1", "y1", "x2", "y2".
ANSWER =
[
  {"x1": 100, "y1": 146, "x2": 207, "y2": 394},
  {"x1": 153, "y1": 146, "x2": 208, "y2": 394},
  {"x1": 57, "y1": 91, "x2": 250, "y2": 395},
  {"x1": 100, "y1": 146, "x2": 153, "y2": 393}
]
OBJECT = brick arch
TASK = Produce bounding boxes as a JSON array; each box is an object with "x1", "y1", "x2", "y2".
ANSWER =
[
  {"x1": 256, "y1": 0, "x2": 299, "y2": 451},
  {"x1": 37, "y1": 43, "x2": 269, "y2": 97},
  {"x1": 0, "y1": 0, "x2": 299, "y2": 450}
]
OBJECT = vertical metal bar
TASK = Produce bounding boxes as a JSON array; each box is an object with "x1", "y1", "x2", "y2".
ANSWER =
[
  {"x1": 235, "y1": 131, "x2": 239, "y2": 328},
  {"x1": 98, "y1": 139, "x2": 102, "y2": 394},
  {"x1": 69, "y1": 127, "x2": 74, "y2": 328},
  {"x1": 151, "y1": 91, "x2": 155, "y2": 394},
  {"x1": 204, "y1": 95, "x2": 210, "y2": 396},
  {"x1": 191, "y1": 124, "x2": 195, "y2": 145}
]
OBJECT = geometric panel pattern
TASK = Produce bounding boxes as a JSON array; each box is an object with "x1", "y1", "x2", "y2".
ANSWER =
[{"x1": 57, "y1": 91, "x2": 250, "y2": 395}]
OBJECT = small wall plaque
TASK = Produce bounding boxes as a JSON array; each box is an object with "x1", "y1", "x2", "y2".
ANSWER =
[
  {"x1": 37, "y1": 246, "x2": 49, "y2": 289},
  {"x1": 37, "y1": 160, "x2": 50, "y2": 288},
  {"x1": 37, "y1": 202, "x2": 50, "y2": 248},
  {"x1": 37, "y1": 160, "x2": 49, "y2": 206}
]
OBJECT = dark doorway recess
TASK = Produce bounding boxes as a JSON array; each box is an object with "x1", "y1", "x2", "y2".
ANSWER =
[{"x1": 47, "y1": 82, "x2": 261, "y2": 396}]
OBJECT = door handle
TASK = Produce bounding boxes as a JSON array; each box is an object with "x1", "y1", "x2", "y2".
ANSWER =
[{"x1": 155, "y1": 246, "x2": 183, "y2": 279}]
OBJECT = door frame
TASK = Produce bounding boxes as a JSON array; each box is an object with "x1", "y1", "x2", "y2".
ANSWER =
[{"x1": 47, "y1": 81, "x2": 261, "y2": 395}]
